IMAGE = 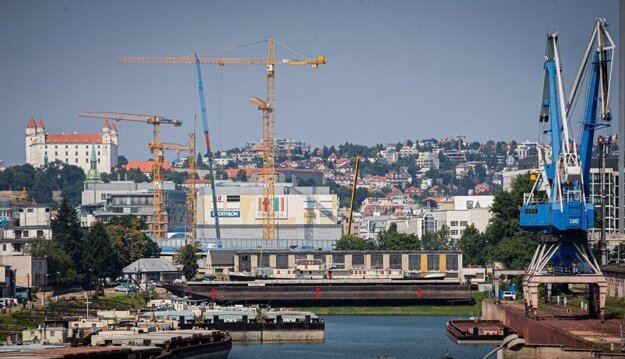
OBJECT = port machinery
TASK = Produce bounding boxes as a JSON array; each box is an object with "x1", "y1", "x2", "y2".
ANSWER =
[{"x1": 519, "y1": 19, "x2": 615, "y2": 320}]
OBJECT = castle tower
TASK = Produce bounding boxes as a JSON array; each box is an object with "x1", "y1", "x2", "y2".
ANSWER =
[
  {"x1": 36, "y1": 119, "x2": 46, "y2": 144},
  {"x1": 110, "y1": 123, "x2": 118, "y2": 146},
  {"x1": 85, "y1": 145, "x2": 102, "y2": 184},
  {"x1": 25, "y1": 117, "x2": 37, "y2": 164}
]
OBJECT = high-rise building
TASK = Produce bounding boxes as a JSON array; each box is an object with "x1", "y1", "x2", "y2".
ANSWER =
[{"x1": 25, "y1": 117, "x2": 118, "y2": 174}]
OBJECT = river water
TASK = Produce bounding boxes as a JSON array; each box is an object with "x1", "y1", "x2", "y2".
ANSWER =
[{"x1": 229, "y1": 315, "x2": 494, "y2": 359}]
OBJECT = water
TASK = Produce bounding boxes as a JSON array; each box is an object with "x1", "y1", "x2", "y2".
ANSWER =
[{"x1": 229, "y1": 315, "x2": 495, "y2": 359}]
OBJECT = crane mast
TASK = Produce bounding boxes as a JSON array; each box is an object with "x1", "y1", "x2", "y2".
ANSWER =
[
  {"x1": 119, "y1": 39, "x2": 325, "y2": 241},
  {"x1": 519, "y1": 19, "x2": 614, "y2": 320},
  {"x1": 79, "y1": 111, "x2": 183, "y2": 239}
]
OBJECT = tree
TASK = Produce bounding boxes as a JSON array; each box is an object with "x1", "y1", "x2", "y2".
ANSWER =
[
  {"x1": 51, "y1": 197, "x2": 84, "y2": 268},
  {"x1": 117, "y1": 155, "x2": 129, "y2": 166},
  {"x1": 83, "y1": 221, "x2": 118, "y2": 280},
  {"x1": 334, "y1": 234, "x2": 376, "y2": 250},
  {"x1": 490, "y1": 234, "x2": 538, "y2": 269},
  {"x1": 421, "y1": 226, "x2": 451, "y2": 250},
  {"x1": 106, "y1": 215, "x2": 160, "y2": 271},
  {"x1": 236, "y1": 169, "x2": 248, "y2": 182},
  {"x1": 459, "y1": 224, "x2": 487, "y2": 266},
  {"x1": 27, "y1": 239, "x2": 82, "y2": 285},
  {"x1": 376, "y1": 223, "x2": 421, "y2": 250},
  {"x1": 176, "y1": 242, "x2": 201, "y2": 280}
]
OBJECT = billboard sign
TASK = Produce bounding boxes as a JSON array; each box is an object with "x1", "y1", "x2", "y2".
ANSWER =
[{"x1": 210, "y1": 210, "x2": 240, "y2": 218}]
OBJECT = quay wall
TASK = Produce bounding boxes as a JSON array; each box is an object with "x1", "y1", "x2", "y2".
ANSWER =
[{"x1": 482, "y1": 300, "x2": 594, "y2": 350}]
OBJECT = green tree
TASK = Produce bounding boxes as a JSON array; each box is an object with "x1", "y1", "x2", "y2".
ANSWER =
[
  {"x1": 83, "y1": 221, "x2": 118, "y2": 280},
  {"x1": 490, "y1": 234, "x2": 538, "y2": 269},
  {"x1": 459, "y1": 224, "x2": 487, "y2": 266},
  {"x1": 27, "y1": 239, "x2": 82, "y2": 285},
  {"x1": 376, "y1": 223, "x2": 421, "y2": 250},
  {"x1": 421, "y1": 226, "x2": 451, "y2": 250},
  {"x1": 51, "y1": 197, "x2": 84, "y2": 268},
  {"x1": 176, "y1": 242, "x2": 201, "y2": 280},
  {"x1": 334, "y1": 234, "x2": 376, "y2": 250},
  {"x1": 236, "y1": 169, "x2": 248, "y2": 182},
  {"x1": 106, "y1": 216, "x2": 161, "y2": 271}
]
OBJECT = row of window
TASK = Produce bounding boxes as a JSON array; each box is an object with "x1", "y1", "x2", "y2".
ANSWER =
[
  {"x1": 45, "y1": 151, "x2": 100, "y2": 157},
  {"x1": 247, "y1": 254, "x2": 459, "y2": 271},
  {"x1": 449, "y1": 221, "x2": 468, "y2": 227},
  {"x1": 44, "y1": 145, "x2": 106, "y2": 149}
]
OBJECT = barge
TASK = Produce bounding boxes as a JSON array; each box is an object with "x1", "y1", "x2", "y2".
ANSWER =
[
  {"x1": 163, "y1": 280, "x2": 472, "y2": 306},
  {"x1": 446, "y1": 319, "x2": 516, "y2": 344}
]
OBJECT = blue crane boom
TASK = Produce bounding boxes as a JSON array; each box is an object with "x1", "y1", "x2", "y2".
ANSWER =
[
  {"x1": 519, "y1": 18, "x2": 614, "y2": 320},
  {"x1": 195, "y1": 54, "x2": 221, "y2": 239}
]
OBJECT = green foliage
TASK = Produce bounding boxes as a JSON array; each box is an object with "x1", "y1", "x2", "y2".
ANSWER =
[
  {"x1": 327, "y1": 180, "x2": 368, "y2": 208},
  {"x1": 0, "y1": 162, "x2": 85, "y2": 206},
  {"x1": 106, "y1": 215, "x2": 160, "y2": 272},
  {"x1": 52, "y1": 197, "x2": 84, "y2": 268},
  {"x1": 83, "y1": 221, "x2": 117, "y2": 280},
  {"x1": 101, "y1": 168, "x2": 149, "y2": 183},
  {"x1": 117, "y1": 155, "x2": 128, "y2": 167},
  {"x1": 236, "y1": 169, "x2": 248, "y2": 182},
  {"x1": 163, "y1": 170, "x2": 188, "y2": 185},
  {"x1": 337, "y1": 142, "x2": 378, "y2": 159},
  {"x1": 175, "y1": 242, "x2": 201, "y2": 280},
  {"x1": 376, "y1": 223, "x2": 421, "y2": 250},
  {"x1": 459, "y1": 224, "x2": 487, "y2": 266},
  {"x1": 27, "y1": 239, "x2": 82, "y2": 284},
  {"x1": 334, "y1": 234, "x2": 377, "y2": 250},
  {"x1": 490, "y1": 234, "x2": 538, "y2": 269},
  {"x1": 421, "y1": 225, "x2": 453, "y2": 250}
]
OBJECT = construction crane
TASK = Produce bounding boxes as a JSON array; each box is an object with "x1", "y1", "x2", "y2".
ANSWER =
[
  {"x1": 250, "y1": 96, "x2": 275, "y2": 240},
  {"x1": 148, "y1": 134, "x2": 197, "y2": 242},
  {"x1": 447, "y1": 135, "x2": 466, "y2": 152},
  {"x1": 519, "y1": 19, "x2": 614, "y2": 320},
  {"x1": 346, "y1": 156, "x2": 362, "y2": 236},
  {"x1": 79, "y1": 111, "x2": 183, "y2": 239},
  {"x1": 118, "y1": 38, "x2": 326, "y2": 240},
  {"x1": 0, "y1": 187, "x2": 31, "y2": 207}
]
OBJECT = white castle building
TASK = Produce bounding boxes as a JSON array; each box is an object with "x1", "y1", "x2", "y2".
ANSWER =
[{"x1": 25, "y1": 117, "x2": 118, "y2": 174}]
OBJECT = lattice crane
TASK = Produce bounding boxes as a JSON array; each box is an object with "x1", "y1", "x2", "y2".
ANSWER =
[
  {"x1": 149, "y1": 134, "x2": 198, "y2": 242},
  {"x1": 79, "y1": 111, "x2": 183, "y2": 239},
  {"x1": 118, "y1": 38, "x2": 326, "y2": 240},
  {"x1": 0, "y1": 187, "x2": 31, "y2": 207}
]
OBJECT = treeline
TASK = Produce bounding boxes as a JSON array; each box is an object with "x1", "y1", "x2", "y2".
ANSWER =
[
  {"x1": 27, "y1": 198, "x2": 160, "y2": 285},
  {"x1": 336, "y1": 173, "x2": 538, "y2": 269},
  {"x1": 0, "y1": 162, "x2": 85, "y2": 206}
]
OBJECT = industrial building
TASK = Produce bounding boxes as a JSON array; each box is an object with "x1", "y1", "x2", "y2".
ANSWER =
[
  {"x1": 25, "y1": 118, "x2": 118, "y2": 174},
  {"x1": 80, "y1": 180, "x2": 187, "y2": 233},
  {"x1": 196, "y1": 182, "x2": 343, "y2": 241}
]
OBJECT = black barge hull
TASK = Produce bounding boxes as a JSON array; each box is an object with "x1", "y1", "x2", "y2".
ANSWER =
[{"x1": 163, "y1": 282, "x2": 471, "y2": 306}]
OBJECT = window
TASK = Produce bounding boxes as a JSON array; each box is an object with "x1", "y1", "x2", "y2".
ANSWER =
[
  {"x1": 86, "y1": 152, "x2": 88, "y2": 156},
  {"x1": 460, "y1": 221, "x2": 468, "y2": 226},
  {"x1": 450, "y1": 230, "x2": 458, "y2": 236},
  {"x1": 450, "y1": 221, "x2": 458, "y2": 227},
  {"x1": 75, "y1": 152, "x2": 78, "y2": 156},
  {"x1": 371, "y1": 254, "x2": 383, "y2": 269},
  {"x1": 408, "y1": 254, "x2": 421, "y2": 271},
  {"x1": 37, "y1": 230, "x2": 44, "y2": 238},
  {"x1": 427, "y1": 254, "x2": 440, "y2": 271},
  {"x1": 65, "y1": 152, "x2": 68, "y2": 156},
  {"x1": 2, "y1": 244, "x2": 5, "y2": 251},
  {"x1": 258, "y1": 255, "x2": 270, "y2": 267},
  {"x1": 75, "y1": 158, "x2": 78, "y2": 163},
  {"x1": 55, "y1": 152, "x2": 58, "y2": 156},
  {"x1": 446, "y1": 254, "x2": 458, "y2": 271},
  {"x1": 332, "y1": 254, "x2": 345, "y2": 269},
  {"x1": 390, "y1": 254, "x2": 402, "y2": 269},
  {"x1": 27, "y1": 208, "x2": 34, "y2": 213},
  {"x1": 313, "y1": 254, "x2": 325, "y2": 263},
  {"x1": 276, "y1": 255, "x2": 289, "y2": 269},
  {"x1": 352, "y1": 254, "x2": 364, "y2": 268}
]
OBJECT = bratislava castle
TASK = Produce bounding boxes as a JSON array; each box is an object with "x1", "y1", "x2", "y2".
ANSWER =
[{"x1": 25, "y1": 117, "x2": 118, "y2": 174}]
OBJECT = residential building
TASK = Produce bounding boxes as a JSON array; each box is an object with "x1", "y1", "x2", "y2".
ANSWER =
[
  {"x1": 25, "y1": 118, "x2": 118, "y2": 174},
  {"x1": 415, "y1": 152, "x2": 440, "y2": 170},
  {"x1": 123, "y1": 258, "x2": 182, "y2": 283},
  {"x1": 432, "y1": 195, "x2": 494, "y2": 239},
  {"x1": 588, "y1": 158, "x2": 620, "y2": 240}
]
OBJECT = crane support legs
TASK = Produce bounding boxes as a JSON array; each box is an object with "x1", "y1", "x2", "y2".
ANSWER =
[{"x1": 523, "y1": 240, "x2": 607, "y2": 321}]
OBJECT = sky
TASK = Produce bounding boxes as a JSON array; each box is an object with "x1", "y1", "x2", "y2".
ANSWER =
[{"x1": 0, "y1": 0, "x2": 620, "y2": 165}]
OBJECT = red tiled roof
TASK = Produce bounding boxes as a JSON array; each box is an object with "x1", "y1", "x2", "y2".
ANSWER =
[
  {"x1": 249, "y1": 144, "x2": 264, "y2": 152},
  {"x1": 27, "y1": 117, "x2": 36, "y2": 128},
  {"x1": 125, "y1": 160, "x2": 172, "y2": 173},
  {"x1": 37, "y1": 119, "x2": 45, "y2": 129},
  {"x1": 46, "y1": 134, "x2": 102, "y2": 144},
  {"x1": 103, "y1": 120, "x2": 110, "y2": 129}
]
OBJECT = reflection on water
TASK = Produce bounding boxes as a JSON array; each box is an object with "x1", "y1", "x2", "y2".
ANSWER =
[{"x1": 230, "y1": 315, "x2": 494, "y2": 359}]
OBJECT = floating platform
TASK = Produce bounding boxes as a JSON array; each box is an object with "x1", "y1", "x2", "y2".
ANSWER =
[
  {"x1": 446, "y1": 319, "x2": 516, "y2": 344},
  {"x1": 163, "y1": 281, "x2": 472, "y2": 306}
]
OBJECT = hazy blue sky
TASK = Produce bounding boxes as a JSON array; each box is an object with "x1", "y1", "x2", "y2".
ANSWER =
[{"x1": 0, "y1": 0, "x2": 620, "y2": 165}]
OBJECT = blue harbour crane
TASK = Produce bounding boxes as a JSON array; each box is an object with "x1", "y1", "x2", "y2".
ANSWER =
[{"x1": 519, "y1": 18, "x2": 615, "y2": 320}]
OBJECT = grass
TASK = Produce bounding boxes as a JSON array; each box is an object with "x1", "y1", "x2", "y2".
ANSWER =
[
  {"x1": 0, "y1": 310, "x2": 43, "y2": 336},
  {"x1": 296, "y1": 291, "x2": 485, "y2": 316}
]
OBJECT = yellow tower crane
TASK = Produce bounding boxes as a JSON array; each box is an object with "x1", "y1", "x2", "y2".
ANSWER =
[
  {"x1": 148, "y1": 134, "x2": 197, "y2": 242},
  {"x1": 0, "y1": 187, "x2": 31, "y2": 207},
  {"x1": 79, "y1": 111, "x2": 182, "y2": 239},
  {"x1": 118, "y1": 38, "x2": 326, "y2": 240}
]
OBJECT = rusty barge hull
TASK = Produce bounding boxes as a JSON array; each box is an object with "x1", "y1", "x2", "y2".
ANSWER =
[{"x1": 163, "y1": 282, "x2": 472, "y2": 306}]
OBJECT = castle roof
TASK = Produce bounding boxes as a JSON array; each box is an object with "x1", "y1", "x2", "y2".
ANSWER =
[
  {"x1": 27, "y1": 117, "x2": 36, "y2": 128},
  {"x1": 111, "y1": 123, "x2": 117, "y2": 132},
  {"x1": 103, "y1": 120, "x2": 110, "y2": 129},
  {"x1": 37, "y1": 119, "x2": 45, "y2": 129},
  {"x1": 46, "y1": 134, "x2": 102, "y2": 144}
]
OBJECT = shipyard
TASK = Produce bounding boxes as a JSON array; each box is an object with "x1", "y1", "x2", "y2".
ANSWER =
[{"x1": 1, "y1": 1, "x2": 625, "y2": 358}]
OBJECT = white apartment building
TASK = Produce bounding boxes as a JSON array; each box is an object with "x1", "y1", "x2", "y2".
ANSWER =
[
  {"x1": 25, "y1": 118, "x2": 118, "y2": 174},
  {"x1": 432, "y1": 195, "x2": 494, "y2": 239},
  {"x1": 415, "y1": 152, "x2": 440, "y2": 170}
]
